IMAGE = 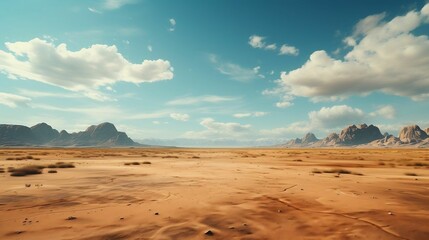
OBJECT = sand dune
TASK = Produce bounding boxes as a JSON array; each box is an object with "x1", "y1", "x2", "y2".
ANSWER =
[{"x1": 0, "y1": 148, "x2": 428, "y2": 239}]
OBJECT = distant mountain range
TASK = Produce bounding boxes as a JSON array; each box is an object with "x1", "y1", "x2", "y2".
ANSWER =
[
  {"x1": 0, "y1": 122, "x2": 139, "y2": 147},
  {"x1": 280, "y1": 124, "x2": 429, "y2": 148}
]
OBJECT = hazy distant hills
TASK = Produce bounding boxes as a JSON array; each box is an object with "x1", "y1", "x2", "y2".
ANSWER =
[
  {"x1": 0, "y1": 122, "x2": 139, "y2": 147},
  {"x1": 281, "y1": 124, "x2": 429, "y2": 148}
]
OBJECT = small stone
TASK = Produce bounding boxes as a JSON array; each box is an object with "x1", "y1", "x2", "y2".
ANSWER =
[
  {"x1": 66, "y1": 216, "x2": 77, "y2": 221},
  {"x1": 120, "y1": 217, "x2": 124, "y2": 220},
  {"x1": 25, "y1": 184, "x2": 31, "y2": 188},
  {"x1": 277, "y1": 209, "x2": 282, "y2": 213},
  {"x1": 204, "y1": 230, "x2": 214, "y2": 236},
  {"x1": 388, "y1": 212, "x2": 394, "y2": 215},
  {"x1": 154, "y1": 212, "x2": 159, "y2": 215}
]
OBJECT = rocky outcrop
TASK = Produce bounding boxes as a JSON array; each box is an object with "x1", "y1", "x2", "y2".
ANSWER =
[
  {"x1": 302, "y1": 133, "x2": 318, "y2": 144},
  {"x1": 425, "y1": 128, "x2": 429, "y2": 135},
  {"x1": 399, "y1": 125, "x2": 428, "y2": 143},
  {"x1": 0, "y1": 122, "x2": 138, "y2": 147},
  {"x1": 321, "y1": 133, "x2": 341, "y2": 146},
  {"x1": 338, "y1": 124, "x2": 383, "y2": 145}
]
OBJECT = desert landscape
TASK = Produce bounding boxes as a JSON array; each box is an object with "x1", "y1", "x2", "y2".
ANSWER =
[{"x1": 0, "y1": 148, "x2": 428, "y2": 240}]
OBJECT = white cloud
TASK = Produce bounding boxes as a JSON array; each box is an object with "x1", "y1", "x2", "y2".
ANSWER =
[
  {"x1": 248, "y1": 35, "x2": 266, "y2": 48},
  {"x1": 103, "y1": 0, "x2": 138, "y2": 10},
  {"x1": 260, "y1": 121, "x2": 311, "y2": 138},
  {"x1": 276, "y1": 101, "x2": 293, "y2": 108},
  {"x1": 233, "y1": 112, "x2": 267, "y2": 118},
  {"x1": 88, "y1": 7, "x2": 102, "y2": 14},
  {"x1": 271, "y1": 4, "x2": 429, "y2": 104},
  {"x1": 265, "y1": 43, "x2": 277, "y2": 50},
  {"x1": 0, "y1": 38, "x2": 173, "y2": 101},
  {"x1": 210, "y1": 54, "x2": 261, "y2": 82},
  {"x1": 166, "y1": 95, "x2": 237, "y2": 106},
  {"x1": 308, "y1": 105, "x2": 365, "y2": 129},
  {"x1": 184, "y1": 118, "x2": 252, "y2": 139},
  {"x1": 17, "y1": 89, "x2": 80, "y2": 99},
  {"x1": 279, "y1": 44, "x2": 299, "y2": 56},
  {"x1": 0, "y1": 92, "x2": 31, "y2": 108},
  {"x1": 369, "y1": 105, "x2": 396, "y2": 119},
  {"x1": 169, "y1": 18, "x2": 176, "y2": 31},
  {"x1": 147, "y1": 45, "x2": 153, "y2": 52},
  {"x1": 170, "y1": 113, "x2": 190, "y2": 121}
]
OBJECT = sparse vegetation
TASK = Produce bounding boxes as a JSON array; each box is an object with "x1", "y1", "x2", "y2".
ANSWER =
[
  {"x1": 124, "y1": 162, "x2": 141, "y2": 166},
  {"x1": 46, "y1": 162, "x2": 75, "y2": 168},
  {"x1": 404, "y1": 172, "x2": 418, "y2": 176},
  {"x1": 48, "y1": 170, "x2": 57, "y2": 173},
  {"x1": 142, "y1": 161, "x2": 152, "y2": 164},
  {"x1": 311, "y1": 168, "x2": 363, "y2": 176},
  {"x1": 9, "y1": 165, "x2": 44, "y2": 176},
  {"x1": 5, "y1": 155, "x2": 40, "y2": 161}
]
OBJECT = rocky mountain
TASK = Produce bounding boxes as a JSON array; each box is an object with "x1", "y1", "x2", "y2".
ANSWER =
[
  {"x1": 302, "y1": 133, "x2": 318, "y2": 144},
  {"x1": 0, "y1": 124, "x2": 37, "y2": 146},
  {"x1": 0, "y1": 122, "x2": 138, "y2": 147},
  {"x1": 338, "y1": 124, "x2": 383, "y2": 145},
  {"x1": 399, "y1": 125, "x2": 428, "y2": 143},
  {"x1": 31, "y1": 123, "x2": 60, "y2": 144},
  {"x1": 281, "y1": 123, "x2": 429, "y2": 148}
]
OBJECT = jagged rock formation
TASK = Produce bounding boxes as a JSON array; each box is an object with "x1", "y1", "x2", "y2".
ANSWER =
[
  {"x1": 426, "y1": 128, "x2": 429, "y2": 134},
  {"x1": 321, "y1": 133, "x2": 341, "y2": 146},
  {"x1": 399, "y1": 125, "x2": 428, "y2": 143},
  {"x1": 338, "y1": 124, "x2": 383, "y2": 145},
  {"x1": 0, "y1": 122, "x2": 138, "y2": 147},
  {"x1": 279, "y1": 123, "x2": 429, "y2": 148},
  {"x1": 302, "y1": 133, "x2": 318, "y2": 144}
]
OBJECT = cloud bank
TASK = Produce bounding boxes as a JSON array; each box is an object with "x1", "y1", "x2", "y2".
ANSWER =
[
  {"x1": 0, "y1": 38, "x2": 173, "y2": 100},
  {"x1": 270, "y1": 4, "x2": 429, "y2": 106}
]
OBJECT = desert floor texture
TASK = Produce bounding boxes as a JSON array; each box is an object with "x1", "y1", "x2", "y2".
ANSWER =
[{"x1": 0, "y1": 148, "x2": 428, "y2": 240}]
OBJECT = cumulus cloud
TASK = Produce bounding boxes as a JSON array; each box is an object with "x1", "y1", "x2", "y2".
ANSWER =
[
  {"x1": 279, "y1": 44, "x2": 299, "y2": 56},
  {"x1": 370, "y1": 105, "x2": 396, "y2": 119},
  {"x1": 308, "y1": 105, "x2": 365, "y2": 129},
  {"x1": 169, "y1": 18, "x2": 176, "y2": 31},
  {"x1": 249, "y1": 35, "x2": 298, "y2": 55},
  {"x1": 233, "y1": 112, "x2": 267, "y2": 118},
  {"x1": 166, "y1": 95, "x2": 236, "y2": 106},
  {"x1": 184, "y1": 118, "x2": 252, "y2": 139},
  {"x1": 248, "y1": 35, "x2": 266, "y2": 48},
  {"x1": 170, "y1": 113, "x2": 190, "y2": 121},
  {"x1": 270, "y1": 4, "x2": 429, "y2": 104},
  {"x1": 0, "y1": 92, "x2": 31, "y2": 108},
  {"x1": 0, "y1": 38, "x2": 173, "y2": 100}
]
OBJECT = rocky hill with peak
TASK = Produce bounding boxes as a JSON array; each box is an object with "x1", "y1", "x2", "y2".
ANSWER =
[
  {"x1": 0, "y1": 122, "x2": 138, "y2": 147},
  {"x1": 280, "y1": 123, "x2": 429, "y2": 148}
]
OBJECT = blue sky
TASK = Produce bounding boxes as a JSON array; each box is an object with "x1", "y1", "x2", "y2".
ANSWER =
[{"x1": 1, "y1": 0, "x2": 429, "y2": 146}]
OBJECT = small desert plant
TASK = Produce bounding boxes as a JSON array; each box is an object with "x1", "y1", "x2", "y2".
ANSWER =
[
  {"x1": 9, "y1": 165, "x2": 44, "y2": 177},
  {"x1": 311, "y1": 169, "x2": 322, "y2": 174},
  {"x1": 56, "y1": 163, "x2": 75, "y2": 168},
  {"x1": 404, "y1": 172, "x2": 418, "y2": 176},
  {"x1": 48, "y1": 170, "x2": 57, "y2": 173},
  {"x1": 142, "y1": 161, "x2": 151, "y2": 164}
]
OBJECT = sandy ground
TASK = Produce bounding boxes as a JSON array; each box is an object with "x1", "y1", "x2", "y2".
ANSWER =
[{"x1": 0, "y1": 148, "x2": 428, "y2": 240}]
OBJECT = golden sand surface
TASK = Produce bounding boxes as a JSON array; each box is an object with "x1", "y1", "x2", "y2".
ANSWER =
[{"x1": 0, "y1": 148, "x2": 428, "y2": 240}]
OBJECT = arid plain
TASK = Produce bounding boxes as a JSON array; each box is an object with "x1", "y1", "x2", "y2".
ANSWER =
[{"x1": 0, "y1": 148, "x2": 428, "y2": 240}]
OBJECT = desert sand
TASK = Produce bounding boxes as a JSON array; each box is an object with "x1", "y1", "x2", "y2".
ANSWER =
[{"x1": 0, "y1": 148, "x2": 428, "y2": 240}]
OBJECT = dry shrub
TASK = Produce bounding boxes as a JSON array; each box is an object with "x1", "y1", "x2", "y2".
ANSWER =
[
  {"x1": 9, "y1": 165, "x2": 44, "y2": 177},
  {"x1": 48, "y1": 170, "x2": 57, "y2": 173},
  {"x1": 142, "y1": 161, "x2": 152, "y2": 164},
  {"x1": 405, "y1": 172, "x2": 418, "y2": 176}
]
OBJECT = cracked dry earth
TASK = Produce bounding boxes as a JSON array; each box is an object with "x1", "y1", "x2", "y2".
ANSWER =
[{"x1": 0, "y1": 148, "x2": 428, "y2": 239}]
